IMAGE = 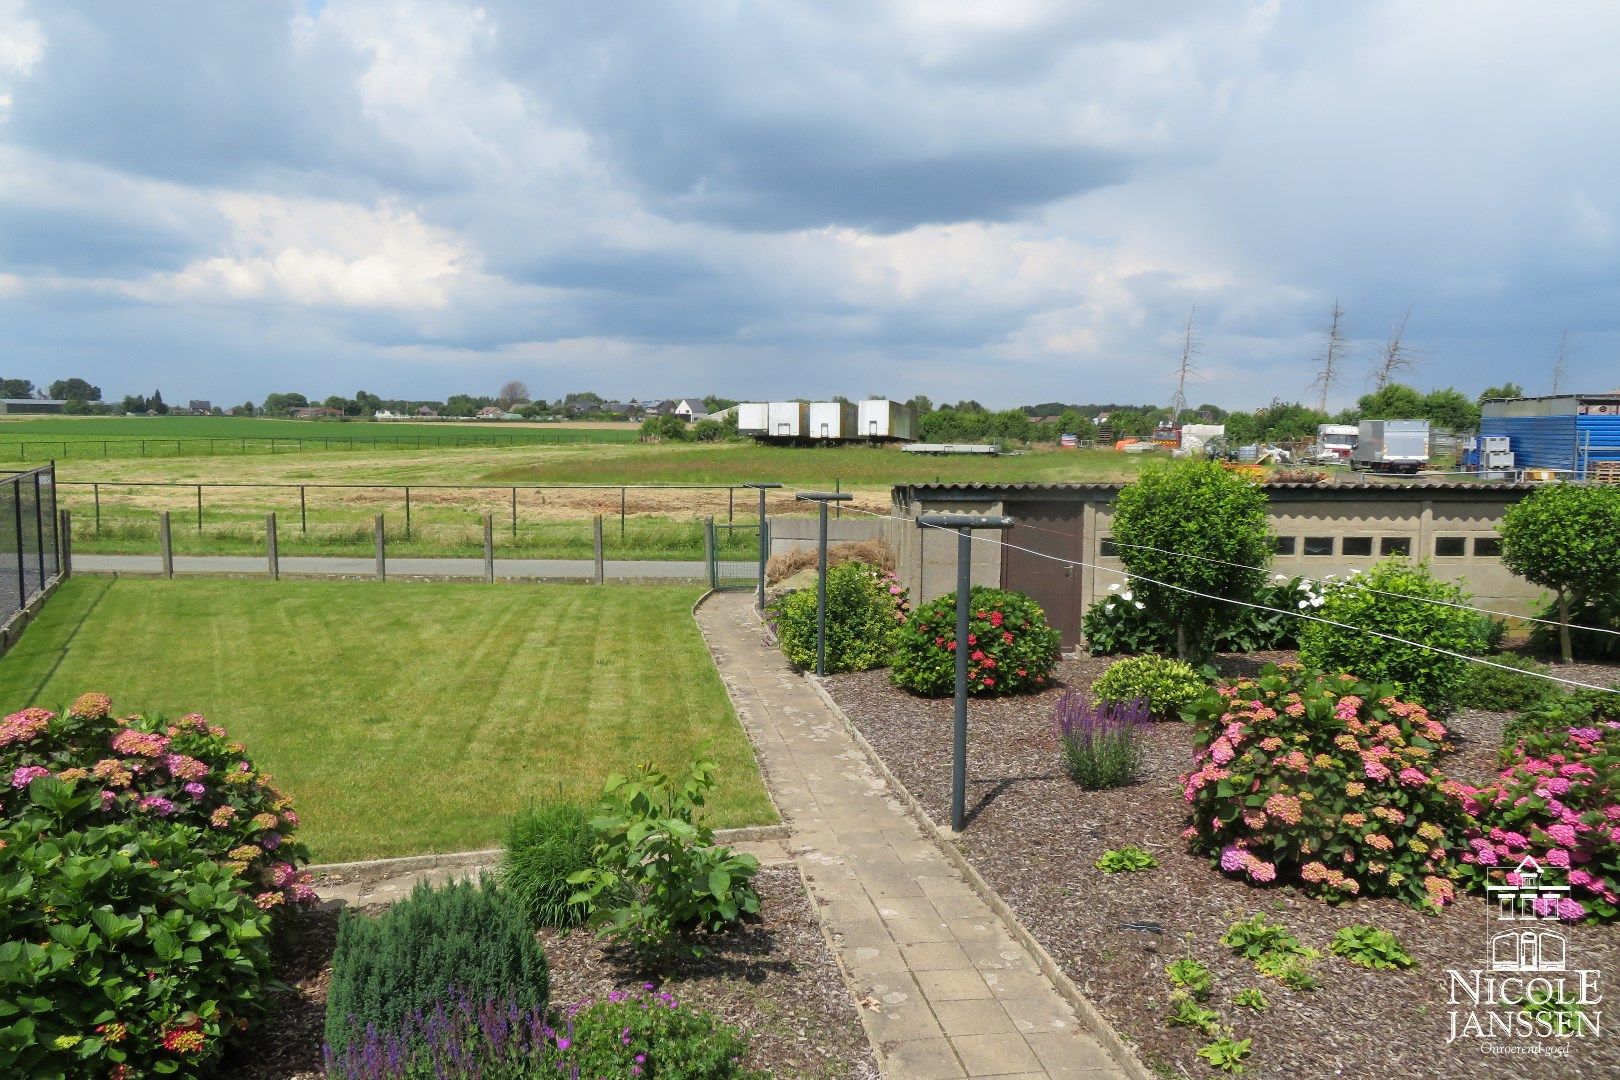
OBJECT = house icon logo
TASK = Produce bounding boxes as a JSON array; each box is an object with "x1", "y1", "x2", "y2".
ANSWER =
[{"x1": 1486, "y1": 857, "x2": 1568, "y2": 974}]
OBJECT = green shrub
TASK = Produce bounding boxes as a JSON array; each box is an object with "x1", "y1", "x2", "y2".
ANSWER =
[
  {"x1": 1095, "y1": 845, "x2": 1158, "y2": 873},
  {"x1": 1452, "y1": 653, "x2": 1556, "y2": 712},
  {"x1": 0, "y1": 695, "x2": 314, "y2": 909},
  {"x1": 0, "y1": 778, "x2": 276, "y2": 1079},
  {"x1": 501, "y1": 801, "x2": 596, "y2": 929},
  {"x1": 1182, "y1": 664, "x2": 1470, "y2": 910},
  {"x1": 1056, "y1": 694, "x2": 1146, "y2": 790},
  {"x1": 1502, "y1": 683, "x2": 1620, "y2": 746},
  {"x1": 1092, "y1": 654, "x2": 1205, "y2": 719},
  {"x1": 324, "y1": 877, "x2": 549, "y2": 1058},
  {"x1": 1296, "y1": 559, "x2": 1484, "y2": 713},
  {"x1": 1110, "y1": 459, "x2": 1274, "y2": 660},
  {"x1": 1329, "y1": 926, "x2": 1414, "y2": 970},
  {"x1": 1082, "y1": 575, "x2": 1308, "y2": 656},
  {"x1": 770, "y1": 561, "x2": 902, "y2": 673},
  {"x1": 892, "y1": 587, "x2": 1061, "y2": 697},
  {"x1": 1502, "y1": 483, "x2": 1620, "y2": 662},
  {"x1": 549, "y1": 986, "x2": 767, "y2": 1079},
  {"x1": 567, "y1": 760, "x2": 760, "y2": 959}
]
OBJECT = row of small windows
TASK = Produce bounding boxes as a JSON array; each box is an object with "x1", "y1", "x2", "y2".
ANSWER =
[
  {"x1": 1275, "y1": 535, "x2": 1500, "y2": 558},
  {"x1": 1098, "y1": 536, "x2": 1501, "y2": 558}
]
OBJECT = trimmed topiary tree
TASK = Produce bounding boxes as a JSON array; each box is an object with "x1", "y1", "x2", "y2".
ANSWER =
[
  {"x1": 1297, "y1": 559, "x2": 1484, "y2": 714},
  {"x1": 1501, "y1": 484, "x2": 1620, "y2": 663},
  {"x1": 1109, "y1": 460, "x2": 1273, "y2": 660},
  {"x1": 892, "y1": 586, "x2": 1060, "y2": 697}
]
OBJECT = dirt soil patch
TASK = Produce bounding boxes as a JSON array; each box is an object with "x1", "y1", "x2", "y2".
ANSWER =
[
  {"x1": 225, "y1": 866, "x2": 875, "y2": 1079},
  {"x1": 824, "y1": 654, "x2": 1620, "y2": 1080}
]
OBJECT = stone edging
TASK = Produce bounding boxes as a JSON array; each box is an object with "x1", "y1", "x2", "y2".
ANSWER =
[
  {"x1": 805, "y1": 674, "x2": 1158, "y2": 1080},
  {"x1": 307, "y1": 825, "x2": 792, "y2": 878}
]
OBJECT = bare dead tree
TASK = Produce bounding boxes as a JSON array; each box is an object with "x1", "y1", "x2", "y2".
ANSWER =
[
  {"x1": 1369, "y1": 307, "x2": 1419, "y2": 390},
  {"x1": 1170, "y1": 303, "x2": 1199, "y2": 421},
  {"x1": 1551, "y1": 330, "x2": 1568, "y2": 395},
  {"x1": 1307, "y1": 298, "x2": 1347, "y2": 413},
  {"x1": 497, "y1": 380, "x2": 530, "y2": 408}
]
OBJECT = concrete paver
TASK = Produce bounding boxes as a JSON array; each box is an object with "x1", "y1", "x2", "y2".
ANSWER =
[{"x1": 696, "y1": 592, "x2": 1133, "y2": 1080}]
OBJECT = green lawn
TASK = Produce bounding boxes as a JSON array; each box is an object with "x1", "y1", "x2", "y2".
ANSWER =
[{"x1": 0, "y1": 577, "x2": 774, "y2": 861}]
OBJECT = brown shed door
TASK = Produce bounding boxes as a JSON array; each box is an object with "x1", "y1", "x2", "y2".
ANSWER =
[{"x1": 1000, "y1": 501, "x2": 1084, "y2": 647}]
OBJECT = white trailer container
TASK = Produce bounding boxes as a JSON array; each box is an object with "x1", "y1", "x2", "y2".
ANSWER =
[
  {"x1": 808, "y1": 401, "x2": 859, "y2": 440},
  {"x1": 1351, "y1": 419, "x2": 1430, "y2": 473},
  {"x1": 737, "y1": 402, "x2": 769, "y2": 437},
  {"x1": 857, "y1": 399, "x2": 917, "y2": 441},
  {"x1": 767, "y1": 401, "x2": 808, "y2": 439},
  {"x1": 1314, "y1": 424, "x2": 1360, "y2": 463}
]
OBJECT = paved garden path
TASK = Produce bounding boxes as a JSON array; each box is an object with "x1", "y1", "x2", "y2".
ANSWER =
[{"x1": 697, "y1": 592, "x2": 1131, "y2": 1080}]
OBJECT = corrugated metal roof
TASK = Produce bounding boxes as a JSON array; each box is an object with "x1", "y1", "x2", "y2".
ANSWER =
[{"x1": 900, "y1": 480, "x2": 1540, "y2": 495}]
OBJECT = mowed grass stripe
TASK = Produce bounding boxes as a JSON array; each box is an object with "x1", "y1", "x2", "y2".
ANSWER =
[{"x1": 0, "y1": 578, "x2": 774, "y2": 861}]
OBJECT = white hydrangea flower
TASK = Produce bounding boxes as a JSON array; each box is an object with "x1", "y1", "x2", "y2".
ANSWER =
[
  {"x1": 1108, "y1": 583, "x2": 1120, "y2": 592},
  {"x1": 1312, "y1": 596, "x2": 1325, "y2": 607},
  {"x1": 1134, "y1": 601, "x2": 1145, "y2": 610},
  {"x1": 1298, "y1": 599, "x2": 1310, "y2": 609},
  {"x1": 1120, "y1": 590, "x2": 1134, "y2": 602},
  {"x1": 1106, "y1": 602, "x2": 1116, "y2": 612}
]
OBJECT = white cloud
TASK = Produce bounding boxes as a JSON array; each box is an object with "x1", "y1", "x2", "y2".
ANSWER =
[
  {"x1": 0, "y1": 0, "x2": 44, "y2": 121},
  {"x1": 142, "y1": 194, "x2": 475, "y2": 310}
]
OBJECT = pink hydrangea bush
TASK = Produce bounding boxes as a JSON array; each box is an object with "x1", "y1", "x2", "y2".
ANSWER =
[
  {"x1": 1180, "y1": 663, "x2": 1471, "y2": 910},
  {"x1": 0, "y1": 692, "x2": 314, "y2": 907},
  {"x1": 1455, "y1": 721, "x2": 1620, "y2": 921}
]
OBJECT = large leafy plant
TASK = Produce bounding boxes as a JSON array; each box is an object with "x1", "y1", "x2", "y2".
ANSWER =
[
  {"x1": 1455, "y1": 722, "x2": 1620, "y2": 921},
  {"x1": 891, "y1": 586, "x2": 1060, "y2": 697},
  {"x1": 1109, "y1": 459, "x2": 1273, "y2": 660},
  {"x1": 1082, "y1": 576, "x2": 1311, "y2": 656},
  {"x1": 568, "y1": 760, "x2": 760, "y2": 959},
  {"x1": 1181, "y1": 664, "x2": 1471, "y2": 910},
  {"x1": 0, "y1": 778, "x2": 276, "y2": 1079},
  {"x1": 769, "y1": 561, "x2": 904, "y2": 673},
  {"x1": 1296, "y1": 560, "x2": 1485, "y2": 715}
]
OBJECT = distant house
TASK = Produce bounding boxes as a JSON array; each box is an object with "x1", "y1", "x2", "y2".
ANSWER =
[
  {"x1": 290, "y1": 406, "x2": 343, "y2": 420},
  {"x1": 475, "y1": 406, "x2": 505, "y2": 419},
  {"x1": 600, "y1": 401, "x2": 632, "y2": 415},
  {"x1": 188, "y1": 400, "x2": 212, "y2": 414},
  {"x1": 0, "y1": 398, "x2": 65, "y2": 415},
  {"x1": 415, "y1": 406, "x2": 439, "y2": 418},
  {"x1": 644, "y1": 400, "x2": 677, "y2": 416},
  {"x1": 671, "y1": 398, "x2": 707, "y2": 421}
]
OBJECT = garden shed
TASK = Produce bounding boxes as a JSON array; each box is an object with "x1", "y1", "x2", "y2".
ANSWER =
[{"x1": 882, "y1": 480, "x2": 1543, "y2": 646}]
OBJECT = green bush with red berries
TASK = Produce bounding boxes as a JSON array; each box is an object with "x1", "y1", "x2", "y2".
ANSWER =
[{"x1": 891, "y1": 587, "x2": 1061, "y2": 697}]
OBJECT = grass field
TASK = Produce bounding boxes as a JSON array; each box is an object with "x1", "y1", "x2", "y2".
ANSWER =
[
  {"x1": 0, "y1": 414, "x2": 638, "y2": 463},
  {"x1": 44, "y1": 440, "x2": 1156, "y2": 558},
  {"x1": 0, "y1": 577, "x2": 775, "y2": 860}
]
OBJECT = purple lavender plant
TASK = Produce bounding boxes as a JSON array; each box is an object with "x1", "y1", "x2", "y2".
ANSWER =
[{"x1": 1055, "y1": 693, "x2": 1147, "y2": 790}]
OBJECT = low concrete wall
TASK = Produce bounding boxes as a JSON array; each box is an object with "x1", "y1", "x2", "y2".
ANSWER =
[{"x1": 766, "y1": 515, "x2": 885, "y2": 559}]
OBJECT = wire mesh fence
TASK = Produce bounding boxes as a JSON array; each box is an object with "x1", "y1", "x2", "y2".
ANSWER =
[{"x1": 0, "y1": 464, "x2": 61, "y2": 623}]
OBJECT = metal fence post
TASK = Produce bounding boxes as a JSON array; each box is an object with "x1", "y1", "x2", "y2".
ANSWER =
[
  {"x1": 267, "y1": 513, "x2": 279, "y2": 580},
  {"x1": 593, "y1": 515, "x2": 605, "y2": 584},
  {"x1": 196, "y1": 484, "x2": 203, "y2": 533},
  {"x1": 374, "y1": 514, "x2": 386, "y2": 581},
  {"x1": 744, "y1": 482, "x2": 782, "y2": 610},
  {"x1": 794, "y1": 491, "x2": 852, "y2": 675},
  {"x1": 620, "y1": 487, "x2": 627, "y2": 538},
  {"x1": 11, "y1": 478, "x2": 23, "y2": 604},
  {"x1": 704, "y1": 516, "x2": 717, "y2": 590},
  {"x1": 484, "y1": 513, "x2": 495, "y2": 583},
  {"x1": 405, "y1": 486, "x2": 412, "y2": 540},
  {"x1": 160, "y1": 511, "x2": 174, "y2": 579},
  {"x1": 511, "y1": 487, "x2": 517, "y2": 539},
  {"x1": 300, "y1": 485, "x2": 307, "y2": 534},
  {"x1": 58, "y1": 509, "x2": 71, "y2": 579},
  {"x1": 33, "y1": 473, "x2": 45, "y2": 588},
  {"x1": 93, "y1": 482, "x2": 100, "y2": 533}
]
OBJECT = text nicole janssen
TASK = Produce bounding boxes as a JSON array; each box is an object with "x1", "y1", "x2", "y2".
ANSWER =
[{"x1": 1448, "y1": 970, "x2": 1603, "y2": 1042}]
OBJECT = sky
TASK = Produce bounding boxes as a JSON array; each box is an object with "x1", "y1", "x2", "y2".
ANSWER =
[{"x1": 1, "y1": 1, "x2": 1617, "y2": 411}]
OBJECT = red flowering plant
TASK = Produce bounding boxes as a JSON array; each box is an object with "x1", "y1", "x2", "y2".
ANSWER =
[
  {"x1": 1454, "y1": 721, "x2": 1620, "y2": 921},
  {"x1": 1, "y1": 693, "x2": 314, "y2": 909},
  {"x1": 1180, "y1": 663, "x2": 1472, "y2": 910},
  {"x1": 866, "y1": 565, "x2": 912, "y2": 626},
  {"x1": 891, "y1": 586, "x2": 1061, "y2": 697}
]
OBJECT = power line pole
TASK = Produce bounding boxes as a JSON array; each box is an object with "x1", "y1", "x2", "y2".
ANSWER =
[
  {"x1": 1170, "y1": 303, "x2": 1198, "y2": 421},
  {"x1": 1551, "y1": 330, "x2": 1568, "y2": 395},
  {"x1": 1308, "y1": 298, "x2": 1346, "y2": 413}
]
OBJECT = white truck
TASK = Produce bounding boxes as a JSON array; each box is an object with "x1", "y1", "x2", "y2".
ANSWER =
[{"x1": 1350, "y1": 420, "x2": 1429, "y2": 474}]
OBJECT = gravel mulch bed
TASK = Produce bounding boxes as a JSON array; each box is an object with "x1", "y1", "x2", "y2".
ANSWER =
[
  {"x1": 224, "y1": 865, "x2": 876, "y2": 1079},
  {"x1": 826, "y1": 653, "x2": 1620, "y2": 1080}
]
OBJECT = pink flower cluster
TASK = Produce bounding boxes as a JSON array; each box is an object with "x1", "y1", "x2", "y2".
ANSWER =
[{"x1": 0, "y1": 708, "x2": 52, "y2": 749}]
